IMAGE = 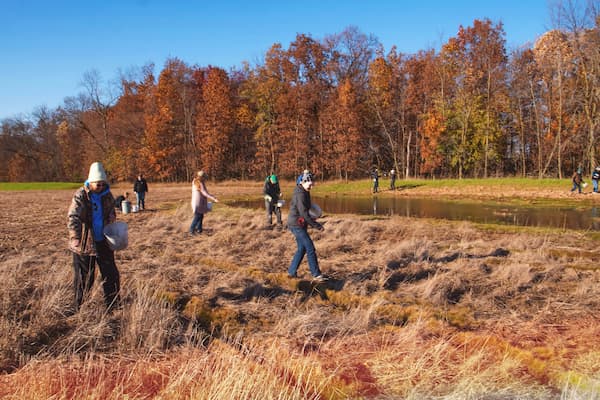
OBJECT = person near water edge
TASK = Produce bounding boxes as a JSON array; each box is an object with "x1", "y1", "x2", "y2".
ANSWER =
[
  {"x1": 263, "y1": 173, "x2": 283, "y2": 229},
  {"x1": 371, "y1": 168, "x2": 379, "y2": 193},
  {"x1": 571, "y1": 167, "x2": 584, "y2": 193},
  {"x1": 287, "y1": 173, "x2": 327, "y2": 281},
  {"x1": 592, "y1": 166, "x2": 600, "y2": 193}
]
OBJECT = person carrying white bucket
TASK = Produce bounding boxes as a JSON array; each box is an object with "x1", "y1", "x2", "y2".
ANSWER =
[{"x1": 67, "y1": 161, "x2": 122, "y2": 311}]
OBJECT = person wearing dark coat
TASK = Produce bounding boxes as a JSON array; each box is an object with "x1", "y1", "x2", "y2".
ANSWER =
[
  {"x1": 592, "y1": 167, "x2": 600, "y2": 193},
  {"x1": 571, "y1": 168, "x2": 584, "y2": 193},
  {"x1": 67, "y1": 162, "x2": 120, "y2": 311},
  {"x1": 287, "y1": 173, "x2": 326, "y2": 281},
  {"x1": 263, "y1": 174, "x2": 282, "y2": 228},
  {"x1": 133, "y1": 174, "x2": 149, "y2": 210},
  {"x1": 371, "y1": 168, "x2": 379, "y2": 193}
]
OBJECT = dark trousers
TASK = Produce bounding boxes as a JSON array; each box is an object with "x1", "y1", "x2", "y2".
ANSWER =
[
  {"x1": 72, "y1": 240, "x2": 120, "y2": 310},
  {"x1": 190, "y1": 213, "x2": 204, "y2": 233},
  {"x1": 265, "y1": 199, "x2": 282, "y2": 225}
]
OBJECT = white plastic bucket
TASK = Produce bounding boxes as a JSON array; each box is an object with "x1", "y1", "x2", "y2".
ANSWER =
[
  {"x1": 309, "y1": 203, "x2": 322, "y2": 219},
  {"x1": 121, "y1": 200, "x2": 131, "y2": 214},
  {"x1": 132, "y1": 205, "x2": 139, "y2": 213},
  {"x1": 103, "y1": 222, "x2": 128, "y2": 251}
]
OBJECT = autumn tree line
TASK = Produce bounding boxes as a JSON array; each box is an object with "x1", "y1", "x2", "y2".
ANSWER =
[{"x1": 2, "y1": 4, "x2": 600, "y2": 183}]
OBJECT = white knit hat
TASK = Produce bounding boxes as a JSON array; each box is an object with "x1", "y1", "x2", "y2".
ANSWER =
[{"x1": 88, "y1": 162, "x2": 107, "y2": 182}]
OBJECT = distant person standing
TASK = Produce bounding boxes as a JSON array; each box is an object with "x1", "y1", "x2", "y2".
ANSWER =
[
  {"x1": 389, "y1": 168, "x2": 396, "y2": 190},
  {"x1": 67, "y1": 161, "x2": 121, "y2": 311},
  {"x1": 190, "y1": 170, "x2": 219, "y2": 235},
  {"x1": 592, "y1": 167, "x2": 600, "y2": 193},
  {"x1": 263, "y1": 173, "x2": 283, "y2": 229},
  {"x1": 371, "y1": 168, "x2": 379, "y2": 193},
  {"x1": 571, "y1": 167, "x2": 584, "y2": 194},
  {"x1": 133, "y1": 173, "x2": 149, "y2": 210}
]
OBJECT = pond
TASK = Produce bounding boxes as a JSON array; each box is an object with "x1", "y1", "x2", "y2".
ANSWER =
[{"x1": 226, "y1": 195, "x2": 600, "y2": 231}]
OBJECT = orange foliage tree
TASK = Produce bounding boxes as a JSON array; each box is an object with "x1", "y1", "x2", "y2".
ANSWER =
[
  {"x1": 322, "y1": 78, "x2": 364, "y2": 180},
  {"x1": 195, "y1": 66, "x2": 234, "y2": 180},
  {"x1": 143, "y1": 59, "x2": 190, "y2": 182}
]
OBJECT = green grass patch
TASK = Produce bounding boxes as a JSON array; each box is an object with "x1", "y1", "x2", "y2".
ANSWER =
[
  {"x1": 0, "y1": 182, "x2": 81, "y2": 191},
  {"x1": 303, "y1": 177, "x2": 573, "y2": 195}
]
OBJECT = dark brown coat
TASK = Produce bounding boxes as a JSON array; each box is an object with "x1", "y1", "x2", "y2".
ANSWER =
[{"x1": 67, "y1": 186, "x2": 116, "y2": 255}]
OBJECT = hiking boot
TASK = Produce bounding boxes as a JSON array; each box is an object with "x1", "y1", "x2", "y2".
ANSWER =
[{"x1": 313, "y1": 274, "x2": 328, "y2": 282}]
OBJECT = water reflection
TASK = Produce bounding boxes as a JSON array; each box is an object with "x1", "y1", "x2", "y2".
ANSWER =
[{"x1": 226, "y1": 195, "x2": 600, "y2": 231}]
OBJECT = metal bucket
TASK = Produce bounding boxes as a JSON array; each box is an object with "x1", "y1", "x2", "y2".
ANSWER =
[
  {"x1": 121, "y1": 200, "x2": 131, "y2": 214},
  {"x1": 103, "y1": 221, "x2": 128, "y2": 250}
]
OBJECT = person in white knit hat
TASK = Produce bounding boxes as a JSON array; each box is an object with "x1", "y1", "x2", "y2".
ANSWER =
[{"x1": 67, "y1": 161, "x2": 121, "y2": 311}]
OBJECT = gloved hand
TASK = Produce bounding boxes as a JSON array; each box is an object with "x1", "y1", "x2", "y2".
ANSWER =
[{"x1": 264, "y1": 195, "x2": 272, "y2": 202}]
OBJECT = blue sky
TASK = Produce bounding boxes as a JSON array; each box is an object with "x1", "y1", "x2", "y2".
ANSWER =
[{"x1": 1, "y1": 0, "x2": 552, "y2": 121}]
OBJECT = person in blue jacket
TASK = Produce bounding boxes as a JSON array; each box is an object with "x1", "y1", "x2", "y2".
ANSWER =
[
  {"x1": 287, "y1": 173, "x2": 326, "y2": 281},
  {"x1": 67, "y1": 162, "x2": 120, "y2": 311}
]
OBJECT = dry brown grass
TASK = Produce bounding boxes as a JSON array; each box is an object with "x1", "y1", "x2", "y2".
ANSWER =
[{"x1": 1, "y1": 183, "x2": 600, "y2": 399}]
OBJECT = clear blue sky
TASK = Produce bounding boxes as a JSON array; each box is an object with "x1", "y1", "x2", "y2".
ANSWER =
[{"x1": 1, "y1": 0, "x2": 552, "y2": 121}]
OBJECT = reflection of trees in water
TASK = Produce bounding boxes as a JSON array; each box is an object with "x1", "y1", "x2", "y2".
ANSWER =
[{"x1": 227, "y1": 197, "x2": 599, "y2": 230}]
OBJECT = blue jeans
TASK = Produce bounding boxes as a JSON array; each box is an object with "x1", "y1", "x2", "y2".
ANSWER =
[
  {"x1": 136, "y1": 192, "x2": 146, "y2": 209},
  {"x1": 571, "y1": 182, "x2": 581, "y2": 193},
  {"x1": 190, "y1": 213, "x2": 204, "y2": 233},
  {"x1": 594, "y1": 179, "x2": 598, "y2": 193},
  {"x1": 288, "y1": 227, "x2": 321, "y2": 277}
]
